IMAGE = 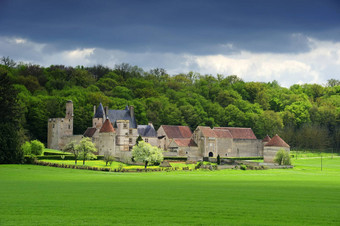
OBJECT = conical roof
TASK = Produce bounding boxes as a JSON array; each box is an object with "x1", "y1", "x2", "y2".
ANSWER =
[
  {"x1": 99, "y1": 118, "x2": 115, "y2": 133},
  {"x1": 94, "y1": 103, "x2": 105, "y2": 118},
  {"x1": 265, "y1": 134, "x2": 289, "y2": 147},
  {"x1": 262, "y1": 135, "x2": 271, "y2": 142}
]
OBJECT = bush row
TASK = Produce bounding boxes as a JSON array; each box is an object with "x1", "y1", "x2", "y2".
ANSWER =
[
  {"x1": 223, "y1": 157, "x2": 264, "y2": 160},
  {"x1": 34, "y1": 160, "x2": 193, "y2": 173},
  {"x1": 235, "y1": 164, "x2": 268, "y2": 170},
  {"x1": 163, "y1": 156, "x2": 188, "y2": 161}
]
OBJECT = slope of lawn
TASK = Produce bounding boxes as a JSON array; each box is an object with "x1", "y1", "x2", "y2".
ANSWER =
[{"x1": 0, "y1": 157, "x2": 340, "y2": 225}]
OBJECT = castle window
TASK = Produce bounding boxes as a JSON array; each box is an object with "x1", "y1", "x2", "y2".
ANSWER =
[
  {"x1": 129, "y1": 138, "x2": 132, "y2": 143},
  {"x1": 53, "y1": 124, "x2": 55, "y2": 128},
  {"x1": 129, "y1": 129, "x2": 132, "y2": 134},
  {"x1": 145, "y1": 138, "x2": 148, "y2": 143},
  {"x1": 169, "y1": 147, "x2": 178, "y2": 152},
  {"x1": 68, "y1": 125, "x2": 71, "y2": 129},
  {"x1": 69, "y1": 119, "x2": 71, "y2": 122},
  {"x1": 123, "y1": 123, "x2": 127, "y2": 129}
]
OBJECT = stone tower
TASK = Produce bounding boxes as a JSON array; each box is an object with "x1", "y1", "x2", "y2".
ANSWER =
[
  {"x1": 93, "y1": 103, "x2": 105, "y2": 130},
  {"x1": 47, "y1": 100, "x2": 74, "y2": 150},
  {"x1": 97, "y1": 118, "x2": 116, "y2": 155}
]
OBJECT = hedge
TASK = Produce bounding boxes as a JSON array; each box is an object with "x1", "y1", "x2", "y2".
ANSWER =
[
  {"x1": 163, "y1": 156, "x2": 188, "y2": 161},
  {"x1": 37, "y1": 155, "x2": 76, "y2": 160},
  {"x1": 223, "y1": 157, "x2": 263, "y2": 160}
]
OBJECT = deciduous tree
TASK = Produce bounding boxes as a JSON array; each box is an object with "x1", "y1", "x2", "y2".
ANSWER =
[
  {"x1": 76, "y1": 137, "x2": 97, "y2": 165},
  {"x1": 132, "y1": 141, "x2": 163, "y2": 168}
]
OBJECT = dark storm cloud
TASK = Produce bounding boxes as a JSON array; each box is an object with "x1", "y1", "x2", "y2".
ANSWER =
[{"x1": 0, "y1": 0, "x2": 340, "y2": 54}]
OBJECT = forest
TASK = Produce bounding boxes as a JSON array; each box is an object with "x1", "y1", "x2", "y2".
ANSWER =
[{"x1": 1, "y1": 57, "x2": 339, "y2": 150}]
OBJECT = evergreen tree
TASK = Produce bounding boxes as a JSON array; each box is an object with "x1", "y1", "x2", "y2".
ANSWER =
[{"x1": 0, "y1": 72, "x2": 23, "y2": 163}]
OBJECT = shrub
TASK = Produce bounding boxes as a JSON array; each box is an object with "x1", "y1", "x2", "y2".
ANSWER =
[
  {"x1": 21, "y1": 140, "x2": 44, "y2": 157},
  {"x1": 217, "y1": 154, "x2": 221, "y2": 165},
  {"x1": 195, "y1": 161, "x2": 203, "y2": 169},
  {"x1": 240, "y1": 164, "x2": 247, "y2": 170},
  {"x1": 247, "y1": 165, "x2": 254, "y2": 170},
  {"x1": 274, "y1": 149, "x2": 291, "y2": 165}
]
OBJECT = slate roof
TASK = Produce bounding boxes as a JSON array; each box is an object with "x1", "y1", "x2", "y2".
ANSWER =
[
  {"x1": 265, "y1": 134, "x2": 290, "y2": 147},
  {"x1": 94, "y1": 103, "x2": 105, "y2": 118},
  {"x1": 83, "y1": 127, "x2": 97, "y2": 137},
  {"x1": 173, "y1": 139, "x2": 197, "y2": 147},
  {"x1": 161, "y1": 125, "x2": 192, "y2": 139},
  {"x1": 107, "y1": 106, "x2": 137, "y2": 129},
  {"x1": 100, "y1": 118, "x2": 115, "y2": 133},
  {"x1": 262, "y1": 135, "x2": 271, "y2": 142},
  {"x1": 138, "y1": 124, "x2": 157, "y2": 137},
  {"x1": 214, "y1": 127, "x2": 257, "y2": 139}
]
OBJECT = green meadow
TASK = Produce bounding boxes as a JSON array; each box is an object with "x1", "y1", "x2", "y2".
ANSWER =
[{"x1": 1, "y1": 157, "x2": 340, "y2": 225}]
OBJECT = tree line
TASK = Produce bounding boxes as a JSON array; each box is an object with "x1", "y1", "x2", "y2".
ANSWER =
[{"x1": 0, "y1": 56, "x2": 339, "y2": 163}]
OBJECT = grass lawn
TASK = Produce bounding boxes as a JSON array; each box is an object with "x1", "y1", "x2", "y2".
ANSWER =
[{"x1": 1, "y1": 157, "x2": 340, "y2": 225}]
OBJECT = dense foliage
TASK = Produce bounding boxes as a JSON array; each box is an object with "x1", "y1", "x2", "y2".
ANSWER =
[
  {"x1": 0, "y1": 71, "x2": 23, "y2": 163},
  {"x1": 1, "y1": 58, "x2": 339, "y2": 150}
]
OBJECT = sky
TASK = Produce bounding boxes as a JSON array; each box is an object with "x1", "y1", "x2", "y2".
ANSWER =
[{"x1": 0, "y1": 0, "x2": 340, "y2": 87}]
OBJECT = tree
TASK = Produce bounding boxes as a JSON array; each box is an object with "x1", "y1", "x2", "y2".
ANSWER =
[
  {"x1": 103, "y1": 151, "x2": 115, "y2": 166},
  {"x1": 1, "y1": 56, "x2": 16, "y2": 68},
  {"x1": 0, "y1": 72, "x2": 23, "y2": 163},
  {"x1": 63, "y1": 141, "x2": 79, "y2": 165},
  {"x1": 274, "y1": 149, "x2": 291, "y2": 165},
  {"x1": 132, "y1": 141, "x2": 163, "y2": 168},
  {"x1": 30, "y1": 140, "x2": 44, "y2": 155},
  {"x1": 217, "y1": 154, "x2": 221, "y2": 165},
  {"x1": 136, "y1": 135, "x2": 143, "y2": 145},
  {"x1": 75, "y1": 137, "x2": 97, "y2": 165},
  {"x1": 21, "y1": 140, "x2": 44, "y2": 156}
]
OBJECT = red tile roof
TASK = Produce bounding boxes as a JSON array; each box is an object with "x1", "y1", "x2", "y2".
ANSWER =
[
  {"x1": 199, "y1": 126, "x2": 217, "y2": 137},
  {"x1": 214, "y1": 127, "x2": 257, "y2": 139},
  {"x1": 83, "y1": 127, "x2": 97, "y2": 137},
  {"x1": 213, "y1": 129, "x2": 233, "y2": 138},
  {"x1": 161, "y1": 125, "x2": 192, "y2": 139},
  {"x1": 173, "y1": 139, "x2": 197, "y2": 147},
  {"x1": 265, "y1": 134, "x2": 289, "y2": 147},
  {"x1": 100, "y1": 119, "x2": 115, "y2": 133},
  {"x1": 262, "y1": 135, "x2": 271, "y2": 142}
]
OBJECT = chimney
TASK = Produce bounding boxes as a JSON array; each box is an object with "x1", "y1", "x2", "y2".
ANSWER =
[
  {"x1": 93, "y1": 105, "x2": 96, "y2": 115},
  {"x1": 148, "y1": 121, "x2": 153, "y2": 126},
  {"x1": 129, "y1": 106, "x2": 134, "y2": 119},
  {"x1": 104, "y1": 106, "x2": 109, "y2": 118}
]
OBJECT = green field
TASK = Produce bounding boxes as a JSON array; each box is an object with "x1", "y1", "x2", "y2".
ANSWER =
[{"x1": 1, "y1": 157, "x2": 340, "y2": 225}]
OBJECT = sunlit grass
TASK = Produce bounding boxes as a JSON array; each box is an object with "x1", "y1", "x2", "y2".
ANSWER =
[{"x1": 1, "y1": 156, "x2": 339, "y2": 225}]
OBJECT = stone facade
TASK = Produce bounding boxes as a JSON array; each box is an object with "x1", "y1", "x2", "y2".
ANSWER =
[
  {"x1": 48, "y1": 101, "x2": 290, "y2": 161},
  {"x1": 47, "y1": 100, "x2": 74, "y2": 150}
]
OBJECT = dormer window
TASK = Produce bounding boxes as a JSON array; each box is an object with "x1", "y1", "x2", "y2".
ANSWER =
[{"x1": 123, "y1": 123, "x2": 127, "y2": 129}]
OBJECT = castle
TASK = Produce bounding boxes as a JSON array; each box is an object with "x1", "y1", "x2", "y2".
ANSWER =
[{"x1": 48, "y1": 101, "x2": 290, "y2": 162}]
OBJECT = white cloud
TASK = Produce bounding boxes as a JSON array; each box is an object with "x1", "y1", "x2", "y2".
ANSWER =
[{"x1": 0, "y1": 35, "x2": 339, "y2": 87}]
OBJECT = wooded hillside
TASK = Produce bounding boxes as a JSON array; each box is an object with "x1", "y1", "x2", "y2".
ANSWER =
[{"x1": 1, "y1": 58, "x2": 339, "y2": 150}]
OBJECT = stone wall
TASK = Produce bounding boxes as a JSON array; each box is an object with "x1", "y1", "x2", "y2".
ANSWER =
[
  {"x1": 264, "y1": 146, "x2": 290, "y2": 163},
  {"x1": 97, "y1": 132, "x2": 116, "y2": 155},
  {"x1": 143, "y1": 137, "x2": 158, "y2": 147},
  {"x1": 232, "y1": 139, "x2": 263, "y2": 157},
  {"x1": 216, "y1": 137, "x2": 233, "y2": 157}
]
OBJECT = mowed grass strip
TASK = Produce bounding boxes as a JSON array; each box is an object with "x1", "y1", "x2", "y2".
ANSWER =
[{"x1": 0, "y1": 158, "x2": 339, "y2": 225}]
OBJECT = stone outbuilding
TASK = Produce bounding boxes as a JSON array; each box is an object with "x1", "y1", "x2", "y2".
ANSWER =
[
  {"x1": 168, "y1": 138, "x2": 199, "y2": 160},
  {"x1": 157, "y1": 125, "x2": 193, "y2": 151},
  {"x1": 263, "y1": 134, "x2": 290, "y2": 163},
  {"x1": 137, "y1": 122, "x2": 158, "y2": 147}
]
